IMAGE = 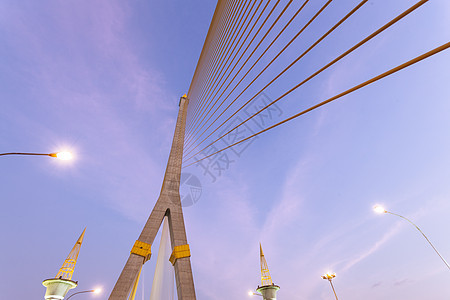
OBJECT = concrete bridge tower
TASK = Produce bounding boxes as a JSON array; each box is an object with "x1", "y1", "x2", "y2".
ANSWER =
[{"x1": 108, "y1": 95, "x2": 196, "y2": 300}]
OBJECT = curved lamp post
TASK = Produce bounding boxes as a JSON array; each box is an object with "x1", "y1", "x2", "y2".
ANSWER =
[
  {"x1": 373, "y1": 205, "x2": 450, "y2": 271},
  {"x1": 66, "y1": 288, "x2": 101, "y2": 300},
  {"x1": 0, "y1": 151, "x2": 72, "y2": 160},
  {"x1": 321, "y1": 272, "x2": 339, "y2": 300}
]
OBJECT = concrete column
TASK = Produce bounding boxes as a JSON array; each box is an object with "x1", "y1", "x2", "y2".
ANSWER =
[{"x1": 109, "y1": 96, "x2": 196, "y2": 300}]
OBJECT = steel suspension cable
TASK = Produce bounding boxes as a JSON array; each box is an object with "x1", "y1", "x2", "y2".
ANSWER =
[
  {"x1": 187, "y1": 0, "x2": 227, "y2": 102},
  {"x1": 188, "y1": 0, "x2": 257, "y2": 137},
  {"x1": 185, "y1": 0, "x2": 323, "y2": 154},
  {"x1": 187, "y1": 0, "x2": 241, "y2": 130},
  {"x1": 188, "y1": 0, "x2": 250, "y2": 131},
  {"x1": 187, "y1": 0, "x2": 281, "y2": 140},
  {"x1": 185, "y1": 0, "x2": 284, "y2": 147},
  {"x1": 184, "y1": 0, "x2": 427, "y2": 162},
  {"x1": 187, "y1": 0, "x2": 273, "y2": 135},
  {"x1": 183, "y1": 40, "x2": 450, "y2": 168},
  {"x1": 187, "y1": 4, "x2": 228, "y2": 125},
  {"x1": 184, "y1": 0, "x2": 369, "y2": 160},
  {"x1": 185, "y1": 0, "x2": 297, "y2": 150},
  {"x1": 187, "y1": 0, "x2": 240, "y2": 128},
  {"x1": 207, "y1": 0, "x2": 431, "y2": 152},
  {"x1": 186, "y1": 0, "x2": 263, "y2": 140},
  {"x1": 187, "y1": 0, "x2": 236, "y2": 121},
  {"x1": 186, "y1": 0, "x2": 296, "y2": 147}
]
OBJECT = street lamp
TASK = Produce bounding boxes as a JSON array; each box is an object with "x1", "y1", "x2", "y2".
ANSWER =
[
  {"x1": 321, "y1": 272, "x2": 339, "y2": 300},
  {"x1": 0, "y1": 151, "x2": 72, "y2": 160},
  {"x1": 373, "y1": 205, "x2": 450, "y2": 271},
  {"x1": 66, "y1": 288, "x2": 101, "y2": 300}
]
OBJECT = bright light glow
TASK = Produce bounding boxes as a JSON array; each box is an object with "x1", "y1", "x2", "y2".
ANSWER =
[
  {"x1": 373, "y1": 205, "x2": 387, "y2": 214},
  {"x1": 93, "y1": 288, "x2": 102, "y2": 294},
  {"x1": 248, "y1": 290, "x2": 254, "y2": 296},
  {"x1": 322, "y1": 272, "x2": 336, "y2": 280},
  {"x1": 56, "y1": 151, "x2": 73, "y2": 160}
]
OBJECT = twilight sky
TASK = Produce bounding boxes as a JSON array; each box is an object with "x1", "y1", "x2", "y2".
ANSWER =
[{"x1": 1, "y1": 0, "x2": 450, "y2": 299}]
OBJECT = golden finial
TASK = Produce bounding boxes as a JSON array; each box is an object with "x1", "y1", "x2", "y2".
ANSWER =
[
  {"x1": 260, "y1": 243, "x2": 273, "y2": 286},
  {"x1": 55, "y1": 228, "x2": 86, "y2": 280}
]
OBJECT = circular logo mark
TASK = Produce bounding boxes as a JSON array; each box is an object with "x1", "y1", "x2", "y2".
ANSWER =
[{"x1": 180, "y1": 173, "x2": 202, "y2": 207}]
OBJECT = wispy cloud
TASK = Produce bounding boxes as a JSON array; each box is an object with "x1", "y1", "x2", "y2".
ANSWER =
[
  {"x1": 1, "y1": 0, "x2": 179, "y2": 220},
  {"x1": 394, "y1": 278, "x2": 413, "y2": 286},
  {"x1": 260, "y1": 154, "x2": 311, "y2": 242},
  {"x1": 186, "y1": 153, "x2": 315, "y2": 299},
  {"x1": 341, "y1": 221, "x2": 403, "y2": 272},
  {"x1": 372, "y1": 281, "x2": 382, "y2": 288}
]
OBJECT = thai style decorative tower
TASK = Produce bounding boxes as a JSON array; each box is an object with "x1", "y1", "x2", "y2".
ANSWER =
[
  {"x1": 108, "y1": 95, "x2": 196, "y2": 300},
  {"x1": 254, "y1": 244, "x2": 280, "y2": 300},
  {"x1": 42, "y1": 228, "x2": 86, "y2": 300}
]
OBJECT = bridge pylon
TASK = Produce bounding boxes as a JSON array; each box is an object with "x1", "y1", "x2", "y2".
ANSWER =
[{"x1": 109, "y1": 95, "x2": 196, "y2": 300}]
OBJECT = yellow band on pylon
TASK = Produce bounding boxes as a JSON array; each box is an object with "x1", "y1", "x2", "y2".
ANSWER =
[
  {"x1": 131, "y1": 240, "x2": 151, "y2": 257},
  {"x1": 169, "y1": 244, "x2": 191, "y2": 265}
]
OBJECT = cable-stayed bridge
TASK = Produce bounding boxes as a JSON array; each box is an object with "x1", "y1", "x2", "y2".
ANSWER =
[{"x1": 107, "y1": 0, "x2": 449, "y2": 299}]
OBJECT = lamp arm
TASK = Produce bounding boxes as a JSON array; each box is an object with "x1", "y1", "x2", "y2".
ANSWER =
[
  {"x1": 329, "y1": 280, "x2": 339, "y2": 300},
  {"x1": 387, "y1": 211, "x2": 450, "y2": 270},
  {"x1": 0, "y1": 152, "x2": 51, "y2": 157},
  {"x1": 66, "y1": 290, "x2": 95, "y2": 300}
]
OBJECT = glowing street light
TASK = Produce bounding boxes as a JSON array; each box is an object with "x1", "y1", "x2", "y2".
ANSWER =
[
  {"x1": 373, "y1": 205, "x2": 386, "y2": 214},
  {"x1": 321, "y1": 272, "x2": 338, "y2": 300},
  {"x1": 248, "y1": 290, "x2": 263, "y2": 297},
  {"x1": 373, "y1": 205, "x2": 450, "y2": 271},
  {"x1": 0, "y1": 151, "x2": 73, "y2": 160},
  {"x1": 50, "y1": 151, "x2": 73, "y2": 160},
  {"x1": 66, "y1": 288, "x2": 101, "y2": 300}
]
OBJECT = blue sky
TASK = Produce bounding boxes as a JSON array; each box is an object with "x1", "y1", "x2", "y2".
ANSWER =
[{"x1": 1, "y1": 0, "x2": 450, "y2": 299}]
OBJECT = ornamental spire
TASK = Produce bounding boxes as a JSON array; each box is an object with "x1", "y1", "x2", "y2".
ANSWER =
[
  {"x1": 260, "y1": 243, "x2": 273, "y2": 286},
  {"x1": 55, "y1": 228, "x2": 86, "y2": 280}
]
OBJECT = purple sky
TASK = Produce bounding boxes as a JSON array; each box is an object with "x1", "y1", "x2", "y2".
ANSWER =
[{"x1": 1, "y1": 0, "x2": 450, "y2": 299}]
